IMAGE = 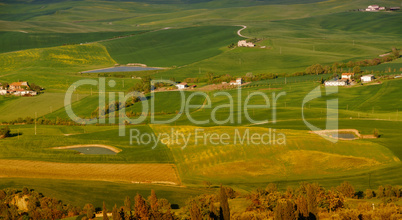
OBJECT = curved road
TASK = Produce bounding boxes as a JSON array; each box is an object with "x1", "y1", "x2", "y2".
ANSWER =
[{"x1": 236, "y1": 25, "x2": 248, "y2": 38}]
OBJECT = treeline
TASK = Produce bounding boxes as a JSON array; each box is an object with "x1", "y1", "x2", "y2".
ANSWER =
[
  {"x1": 295, "y1": 47, "x2": 400, "y2": 77},
  {"x1": 3, "y1": 116, "x2": 82, "y2": 126},
  {"x1": 0, "y1": 187, "x2": 82, "y2": 219},
  {"x1": 238, "y1": 182, "x2": 402, "y2": 219},
  {"x1": 182, "y1": 72, "x2": 278, "y2": 85},
  {"x1": 127, "y1": 76, "x2": 170, "y2": 94},
  {"x1": 1, "y1": 182, "x2": 401, "y2": 220}
]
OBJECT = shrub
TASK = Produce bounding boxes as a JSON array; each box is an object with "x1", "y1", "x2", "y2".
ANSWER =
[{"x1": 0, "y1": 126, "x2": 10, "y2": 138}]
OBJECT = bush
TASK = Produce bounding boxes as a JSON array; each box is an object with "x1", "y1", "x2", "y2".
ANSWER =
[{"x1": 0, "y1": 126, "x2": 10, "y2": 138}]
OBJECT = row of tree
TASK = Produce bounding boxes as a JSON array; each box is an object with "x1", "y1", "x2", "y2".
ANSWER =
[{"x1": 1, "y1": 182, "x2": 401, "y2": 220}]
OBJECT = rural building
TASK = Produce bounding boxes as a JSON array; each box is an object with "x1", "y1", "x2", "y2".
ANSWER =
[
  {"x1": 229, "y1": 78, "x2": 243, "y2": 86},
  {"x1": 0, "y1": 89, "x2": 8, "y2": 95},
  {"x1": 0, "y1": 81, "x2": 38, "y2": 96},
  {"x1": 325, "y1": 79, "x2": 347, "y2": 86},
  {"x1": 341, "y1": 73, "x2": 354, "y2": 80},
  {"x1": 365, "y1": 5, "x2": 386, "y2": 11},
  {"x1": 238, "y1": 40, "x2": 255, "y2": 48},
  {"x1": 176, "y1": 82, "x2": 188, "y2": 90},
  {"x1": 9, "y1": 81, "x2": 30, "y2": 90},
  {"x1": 361, "y1": 74, "x2": 374, "y2": 82}
]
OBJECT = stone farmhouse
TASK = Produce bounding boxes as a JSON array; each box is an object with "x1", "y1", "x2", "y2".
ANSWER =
[
  {"x1": 0, "y1": 81, "x2": 38, "y2": 96},
  {"x1": 324, "y1": 79, "x2": 347, "y2": 87},
  {"x1": 238, "y1": 40, "x2": 255, "y2": 48},
  {"x1": 361, "y1": 74, "x2": 375, "y2": 82},
  {"x1": 0, "y1": 83, "x2": 7, "y2": 95},
  {"x1": 229, "y1": 78, "x2": 243, "y2": 86},
  {"x1": 365, "y1": 5, "x2": 385, "y2": 11},
  {"x1": 341, "y1": 73, "x2": 354, "y2": 80}
]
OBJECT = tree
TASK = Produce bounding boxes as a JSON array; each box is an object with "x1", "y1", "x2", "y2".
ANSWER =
[
  {"x1": 365, "y1": 189, "x2": 374, "y2": 199},
  {"x1": 22, "y1": 187, "x2": 29, "y2": 195},
  {"x1": 295, "y1": 195, "x2": 308, "y2": 218},
  {"x1": 134, "y1": 193, "x2": 149, "y2": 219},
  {"x1": 392, "y1": 47, "x2": 400, "y2": 58},
  {"x1": 206, "y1": 72, "x2": 214, "y2": 83},
  {"x1": 202, "y1": 181, "x2": 212, "y2": 188},
  {"x1": 336, "y1": 181, "x2": 355, "y2": 198},
  {"x1": 266, "y1": 183, "x2": 278, "y2": 194},
  {"x1": 103, "y1": 202, "x2": 109, "y2": 220},
  {"x1": 0, "y1": 126, "x2": 10, "y2": 138},
  {"x1": 112, "y1": 204, "x2": 119, "y2": 220},
  {"x1": 306, "y1": 184, "x2": 318, "y2": 218},
  {"x1": 209, "y1": 203, "x2": 217, "y2": 220},
  {"x1": 87, "y1": 206, "x2": 94, "y2": 220},
  {"x1": 190, "y1": 202, "x2": 202, "y2": 220},
  {"x1": 124, "y1": 196, "x2": 132, "y2": 212},
  {"x1": 0, "y1": 190, "x2": 6, "y2": 200},
  {"x1": 274, "y1": 199, "x2": 295, "y2": 220},
  {"x1": 353, "y1": 66, "x2": 361, "y2": 74},
  {"x1": 377, "y1": 185, "x2": 385, "y2": 198},
  {"x1": 219, "y1": 185, "x2": 230, "y2": 220},
  {"x1": 148, "y1": 189, "x2": 158, "y2": 212},
  {"x1": 373, "y1": 128, "x2": 380, "y2": 138},
  {"x1": 332, "y1": 63, "x2": 338, "y2": 73}
]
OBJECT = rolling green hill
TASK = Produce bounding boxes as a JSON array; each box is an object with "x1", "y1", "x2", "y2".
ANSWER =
[
  {"x1": 275, "y1": 12, "x2": 402, "y2": 36},
  {"x1": 0, "y1": 31, "x2": 141, "y2": 53},
  {"x1": 101, "y1": 26, "x2": 242, "y2": 67},
  {"x1": 0, "y1": 0, "x2": 402, "y2": 209}
]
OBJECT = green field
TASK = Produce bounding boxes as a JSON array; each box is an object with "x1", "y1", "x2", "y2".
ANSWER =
[
  {"x1": 0, "y1": 0, "x2": 402, "y2": 210},
  {"x1": 0, "y1": 124, "x2": 173, "y2": 163},
  {"x1": 101, "y1": 26, "x2": 242, "y2": 67},
  {"x1": 0, "y1": 31, "x2": 142, "y2": 53}
]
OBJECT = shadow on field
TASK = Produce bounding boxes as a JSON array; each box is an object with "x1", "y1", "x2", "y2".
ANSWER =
[{"x1": 9, "y1": 132, "x2": 23, "y2": 138}]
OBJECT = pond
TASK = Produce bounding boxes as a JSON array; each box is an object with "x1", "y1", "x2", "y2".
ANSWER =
[
  {"x1": 68, "y1": 147, "x2": 117, "y2": 155},
  {"x1": 82, "y1": 66, "x2": 161, "y2": 73}
]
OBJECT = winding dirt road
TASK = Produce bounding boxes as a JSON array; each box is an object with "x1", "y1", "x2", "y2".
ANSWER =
[{"x1": 236, "y1": 25, "x2": 248, "y2": 38}]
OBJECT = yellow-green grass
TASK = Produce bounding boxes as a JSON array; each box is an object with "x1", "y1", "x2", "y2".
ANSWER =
[
  {"x1": 101, "y1": 26, "x2": 243, "y2": 67},
  {"x1": 0, "y1": 178, "x2": 211, "y2": 208},
  {"x1": 0, "y1": 43, "x2": 116, "y2": 74},
  {"x1": 0, "y1": 124, "x2": 174, "y2": 163},
  {"x1": 153, "y1": 33, "x2": 400, "y2": 80},
  {"x1": 0, "y1": 93, "x2": 87, "y2": 122},
  {"x1": 150, "y1": 124, "x2": 400, "y2": 185},
  {"x1": 0, "y1": 31, "x2": 142, "y2": 53},
  {"x1": 0, "y1": 42, "x2": 142, "y2": 93},
  {"x1": 0, "y1": 159, "x2": 179, "y2": 184},
  {"x1": 44, "y1": 90, "x2": 206, "y2": 120}
]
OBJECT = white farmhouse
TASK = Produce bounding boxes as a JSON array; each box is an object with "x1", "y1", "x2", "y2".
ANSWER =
[
  {"x1": 175, "y1": 82, "x2": 188, "y2": 90},
  {"x1": 366, "y1": 5, "x2": 379, "y2": 11},
  {"x1": 0, "y1": 89, "x2": 7, "y2": 95},
  {"x1": 238, "y1": 40, "x2": 255, "y2": 48},
  {"x1": 229, "y1": 78, "x2": 243, "y2": 86},
  {"x1": 361, "y1": 74, "x2": 374, "y2": 82},
  {"x1": 325, "y1": 79, "x2": 346, "y2": 87}
]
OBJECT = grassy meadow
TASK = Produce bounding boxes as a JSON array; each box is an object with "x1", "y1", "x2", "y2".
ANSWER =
[
  {"x1": 0, "y1": 0, "x2": 402, "y2": 210},
  {"x1": 101, "y1": 26, "x2": 242, "y2": 67}
]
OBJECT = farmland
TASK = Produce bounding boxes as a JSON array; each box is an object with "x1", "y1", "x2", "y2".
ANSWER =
[
  {"x1": 0, "y1": 159, "x2": 180, "y2": 184},
  {"x1": 0, "y1": 0, "x2": 401, "y2": 213},
  {"x1": 101, "y1": 26, "x2": 243, "y2": 67}
]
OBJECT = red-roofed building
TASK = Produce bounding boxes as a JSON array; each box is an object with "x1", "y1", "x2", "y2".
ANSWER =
[
  {"x1": 9, "y1": 81, "x2": 30, "y2": 90},
  {"x1": 341, "y1": 73, "x2": 354, "y2": 80}
]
